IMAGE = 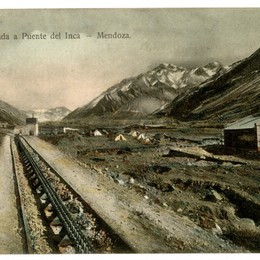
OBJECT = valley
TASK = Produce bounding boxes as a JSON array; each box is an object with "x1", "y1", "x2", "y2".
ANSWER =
[
  {"x1": 39, "y1": 123, "x2": 260, "y2": 252},
  {"x1": 0, "y1": 44, "x2": 259, "y2": 253}
]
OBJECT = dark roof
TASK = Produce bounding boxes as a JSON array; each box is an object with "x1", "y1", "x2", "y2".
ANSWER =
[
  {"x1": 26, "y1": 118, "x2": 38, "y2": 124},
  {"x1": 225, "y1": 116, "x2": 260, "y2": 130}
]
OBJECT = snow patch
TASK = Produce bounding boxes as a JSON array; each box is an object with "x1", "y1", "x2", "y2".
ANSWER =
[{"x1": 120, "y1": 82, "x2": 132, "y2": 92}]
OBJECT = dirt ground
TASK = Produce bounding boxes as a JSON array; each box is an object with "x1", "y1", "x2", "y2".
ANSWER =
[
  {"x1": 35, "y1": 126, "x2": 260, "y2": 252},
  {"x1": 0, "y1": 135, "x2": 23, "y2": 254}
]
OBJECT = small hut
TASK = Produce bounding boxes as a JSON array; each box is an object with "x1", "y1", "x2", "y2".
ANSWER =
[{"x1": 224, "y1": 116, "x2": 260, "y2": 151}]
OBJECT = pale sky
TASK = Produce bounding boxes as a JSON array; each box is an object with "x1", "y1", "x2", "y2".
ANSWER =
[{"x1": 0, "y1": 8, "x2": 259, "y2": 110}]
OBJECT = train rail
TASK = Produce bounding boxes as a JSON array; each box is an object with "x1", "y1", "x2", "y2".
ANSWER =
[{"x1": 12, "y1": 135, "x2": 133, "y2": 254}]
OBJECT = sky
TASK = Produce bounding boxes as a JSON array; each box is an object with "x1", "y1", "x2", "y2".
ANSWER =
[{"x1": 0, "y1": 8, "x2": 259, "y2": 111}]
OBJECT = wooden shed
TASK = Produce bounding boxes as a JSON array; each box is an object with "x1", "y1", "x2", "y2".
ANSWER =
[{"x1": 224, "y1": 116, "x2": 260, "y2": 151}]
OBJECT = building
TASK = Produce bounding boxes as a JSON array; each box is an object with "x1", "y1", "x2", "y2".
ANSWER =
[
  {"x1": 25, "y1": 117, "x2": 39, "y2": 136},
  {"x1": 63, "y1": 127, "x2": 79, "y2": 134},
  {"x1": 39, "y1": 126, "x2": 64, "y2": 135},
  {"x1": 15, "y1": 116, "x2": 39, "y2": 136},
  {"x1": 224, "y1": 116, "x2": 260, "y2": 151},
  {"x1": 39, "y1": 126, "x2": 83, "y2": 135}
]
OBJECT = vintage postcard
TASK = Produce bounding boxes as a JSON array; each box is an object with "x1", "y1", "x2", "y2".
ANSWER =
[{"x1": 0, "y1": 5, "x2": 259, "y2": 255}]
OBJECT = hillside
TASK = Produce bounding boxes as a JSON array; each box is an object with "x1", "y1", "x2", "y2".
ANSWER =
[
  {"x1": 64, "y1": 62, "x2": 224, "y2": 120},
  {"x1": 158, "y1": 48, "x2": 260, "y2": 124},
  {"x1": 0, "y1": 100, "x2": 26, "y2": 125}
]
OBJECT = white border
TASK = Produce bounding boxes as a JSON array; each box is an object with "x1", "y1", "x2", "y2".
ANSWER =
[
  {"x1": 1, "y1": 1, "x2": 260, "y2": 260},
  {"x1": 0, "y1": 0, "x2": 260, "y2": 9}
]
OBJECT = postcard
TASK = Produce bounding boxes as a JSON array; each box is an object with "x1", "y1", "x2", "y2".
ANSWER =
[{"x1": 0, "y1": 6, "x2": 259, "y2": 255}]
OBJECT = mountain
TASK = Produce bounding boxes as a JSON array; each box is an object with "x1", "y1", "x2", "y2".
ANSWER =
[
  {"x1": 24, "y1": 106, "x2": 71, "y2": 122},
  {"x1": 158, "y1": 48, "x2": 260, "y2": 123},
  {"x1": 64, "y1": 62, "x2": 224, "y2": 120},
  {"x1": 0, "y1": 99, "x2": 26, "y2": 125}
]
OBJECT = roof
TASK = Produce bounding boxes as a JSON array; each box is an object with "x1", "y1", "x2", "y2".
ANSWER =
[
  {"x1": 225, "y1": 116, "x2": 260, "y2": 130},
  {"x1": 26, "y1": 118, "x2": 38, "y2": 124}
]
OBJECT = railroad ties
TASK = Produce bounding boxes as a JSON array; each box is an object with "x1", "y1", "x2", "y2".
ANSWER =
[{"x1": 12, "y1": 135, "x2": 132, "y2": 254}]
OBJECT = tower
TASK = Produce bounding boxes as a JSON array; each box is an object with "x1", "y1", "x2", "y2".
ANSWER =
[{"x1": 25, "y1": 116, "x2": 38, "y2": 136}]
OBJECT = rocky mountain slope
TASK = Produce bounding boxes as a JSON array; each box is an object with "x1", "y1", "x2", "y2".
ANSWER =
[
  {"x1": 64, "y1": 62, "x2": 224, "y2": 120},
  {"x1": 0, "y1": 99, "x2": 26, "y2": 125},
  {"x1": 24, "y1": 107, "x2": 71, "y2": 122},
  {"x1": 158, "y1": 48, "x2": 260, "y2": 124}
]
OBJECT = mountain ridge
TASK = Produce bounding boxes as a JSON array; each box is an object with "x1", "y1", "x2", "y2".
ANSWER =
[
  {"x1": 64, "y1": 61, "x2": 224, "y2": 120},
  {"x1": 158, "y1": 48, "x2": 260, "y2": 123},
  {"x1": 0, "y1": 99, "x2": 27, "y2": 125},
  {"x1": 23, "y1": 106, "x2": 71, "y2": 122}
]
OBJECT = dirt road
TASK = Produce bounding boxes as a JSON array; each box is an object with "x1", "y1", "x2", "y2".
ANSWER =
[{"x1": 0, "y1": 135, "x2": 23, "y2": 253}]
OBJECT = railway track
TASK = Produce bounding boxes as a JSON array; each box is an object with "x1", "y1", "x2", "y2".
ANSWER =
[{"x1": 11, "y1": 135, "x2": 133, "y2": 254}]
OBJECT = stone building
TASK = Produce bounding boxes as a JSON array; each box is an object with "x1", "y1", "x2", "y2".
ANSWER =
[
  {"x1": 25, "y1": 117, "x2": 39, "y2": 136},
  {"x1": 15, "y1": 116, "x2": 39, "y2": 136}
]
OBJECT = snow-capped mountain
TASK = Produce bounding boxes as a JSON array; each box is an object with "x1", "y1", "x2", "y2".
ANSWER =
[
  {"x1": 24, "y1": 106, "x2": 71, "y2": 122},
  {"x1": 64, "y1": 62, "x2": 224, "y2": 120},
  {"x1": 158, "y1": 48, "x2": 260, "y2": 123}
]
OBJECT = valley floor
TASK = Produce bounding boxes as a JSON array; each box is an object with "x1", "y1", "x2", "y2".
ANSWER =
[{"x1": 38, "y1": 126, "x2": 260, "y2": 253}]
